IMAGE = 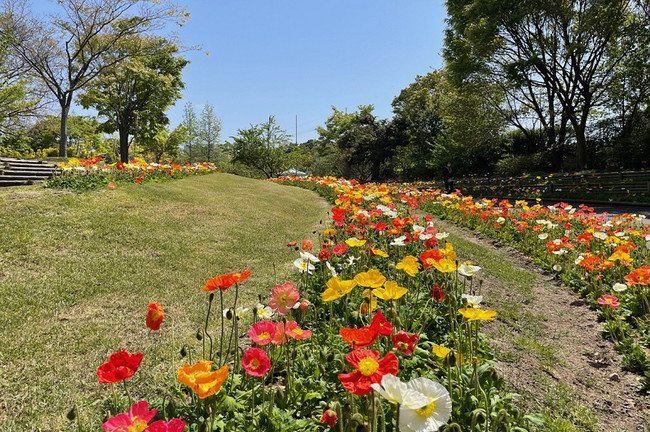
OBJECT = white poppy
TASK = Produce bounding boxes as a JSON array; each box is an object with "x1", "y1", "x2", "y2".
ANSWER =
[
  {"x1": 613, "y1": 283, "x2": 628, "y2": 293},
  {"x1": 300, "y1": 251, "x2": 320, "y2": 263},
  {"x1": 391, "y1": 235, "x2": 407, "y2": 246},
  {"x1": 435, "y1": 232, "x2": 449, "y2": 240},
  {"x1": 400, "y1": 377, "x2": 452, "y2": 432},
  {"x1": 538, "y1": 233, "x2": 549, "y2": 240},
  {"x1": 593, "y1": 232, "x2": 607, "y2": 240},
  {"x1": 458, "y1": 262, "x2": 481, "y2": 277},
  {"x1": 293, "y1": 258, "x2": 315, "y2": 274},
  {"x1": 496, "y1": 217, "x2": 505, "y2": 224},
  {"x1": 255, "y1": 304, "x2": 273, "y2": 319},
  {"x1": 371, "y1": 374, "x2": 429, "y2": 408},
  {"x1": 326, "y1": 261, "x2": 338, "y2": 277},
  {"x1": 461, "y1": 293, "x2": 483, "y2": 307}
]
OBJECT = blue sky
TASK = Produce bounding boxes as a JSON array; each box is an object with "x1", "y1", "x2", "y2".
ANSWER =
[{"x1": 45, "y1": 1, "x2": 447, "y2": 143}]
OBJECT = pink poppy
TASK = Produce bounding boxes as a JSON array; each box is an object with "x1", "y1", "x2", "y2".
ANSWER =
[
  {"x1": 146, "y1": 419, "x2": 186, "y2": 432},
  {"x1": 285, "y1": 321, "x2": 312, "y2": 340},
  {"x1": 272, "y1": 321, "x2": 288, "y2": 345},
  {"x1": 598, "y1": 294, "x2": 619, "y2": 308},
  {"x1": 269, "y1": 282, "x2": 300, "y2": 315},
  {"x1": 102, "y1": 401, "x2": 156, "y2": 431},
  {"x1": 242, "y1": 347, "x2": 271, "y2": 376},
  {"x1": 248, "y1": 321, "x2": 277, "y2": 346}
]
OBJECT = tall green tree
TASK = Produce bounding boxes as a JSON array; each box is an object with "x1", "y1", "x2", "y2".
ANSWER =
[
  {"x1": 198, "y1": 103, "x2": 222, "y2": 162},
  {"x1": 3, "y1": 0, "x2": 187, "y2": 157},
  {"x1": 78, "y1": 37, "x2": 188, "y2": 162},
  {"x1": 181, "y1": 102, "x2": 198, "y2": 162},
  {"x1": 139, "y1": 124, "x2": 186, "y2": 161},
  {"x1": 317, "y1": 105, "x2": 396, "y2": 182},
  {"x1": 391, "y1": 71, "x2": 444, "y2": 179},
  {"x1": 229, "y1": 116, "x2": 290, "y2": 178}
]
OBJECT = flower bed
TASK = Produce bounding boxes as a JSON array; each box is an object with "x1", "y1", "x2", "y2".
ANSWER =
[
  {"x1": 77, "y1": 176, "x2": 543, "y2": 431},
  {"x1": 44, "y1": 157, "x2": 218, "y2": 191}
]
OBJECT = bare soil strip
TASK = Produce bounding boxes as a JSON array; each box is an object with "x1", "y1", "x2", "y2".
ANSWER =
[{"x1": 435, "y1": 219, "x2": 650, "y2": 432}]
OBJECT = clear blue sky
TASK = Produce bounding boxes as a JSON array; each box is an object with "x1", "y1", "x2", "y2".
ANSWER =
[
  {"x1": 168, "y1": 1, "x2": 446, "y2": 143},
  {"x1": 39, "y1": 0, "x2": 447, "y2": 143}
]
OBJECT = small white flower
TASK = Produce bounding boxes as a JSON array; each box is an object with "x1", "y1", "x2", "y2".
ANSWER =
[
  {"x1": 435, "y1": 232, "x2": 449, "y2": 240},
  {"x1": 593, "y1": 232, "x2": 607, "y2": 240},
  {"x1": 552, "y1": 249, "x2": 567, "y2": 255},
  {"x1": 458, "y1": 262, "x2": 481, "y2": 278},
  {"x1": 326, "y1": 261, "x2": 338, "y2": 277},
  {"x1": 235, "y1": 307, "x2": 249, "y2": 320},
  {"x1": 419, "y1": 233, "x2": 433, "y2": 241},
  {"x1": 412, "y1": 224, "x2": 425, "y2": 234},
  {"x1": 497, "y1": 217, "x2": 505, "y2": 224},
  {"x1": 553, "y1": 264, "x2": 562, "y2": 272},
  {"x1": 575, "y1": 256, "x2": 585, "y2": 265},
  {"x1": 255, "y1": 304, "x2": 273, "y2": 319},
  {"x1": 538, "y1": 233, "x2": 549, "y2": 240},
  {"x1": 300, "y1": 251, "x2": 320, "y2": 263},
  {"x1": 294, "y1": 258, "x2": 315, "y2": 274},
  {"x1": 390, "y1": 235, "x2": 407, "y2": 246},
  {"x1": 613, "y1": 283, "x2": 628, "y2": 293},
  {"x1": 645, "y1": 234, "x2": 650, "y2": 241},
  {"x1": 461, "y1": 293, "x2": 483, "y2": 307},
  {"x1": 552, "y1": 239, "x2": 562, "y2": 245}
]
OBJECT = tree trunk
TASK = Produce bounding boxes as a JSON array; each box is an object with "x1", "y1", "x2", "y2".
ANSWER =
[
  {"x1": 59, "y1": 103, "x2": 70, "y2": 157},
  {"x1": 119, "y1": 125, "x2": 130, "y2": 163},
  {"x1": 575, "y1": 125, "x2": 587, "y2": 171}
]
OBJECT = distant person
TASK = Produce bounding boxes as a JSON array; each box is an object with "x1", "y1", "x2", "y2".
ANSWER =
[{"x1": 443, "y1": 162, "x2": 454, "y2": 193}]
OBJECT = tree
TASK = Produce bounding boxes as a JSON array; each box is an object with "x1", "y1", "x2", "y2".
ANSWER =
[
  {"x1": 198, "y1": 103, "x2": 222, "y2": 162},
  {"x1": 229, "y1": 116, "x2": 291, "y2": 178},
  {"x1": 139, "y1": 124, "x2": 186, "y2": 161},
  {"x1": 181, "y1": 102, "x2": 198, "y2": 162},
  {"x1": 444, "y1": 0, "x2": 648, "y2": 170},
  {"x1": 0, "y1": 22, "x2": 42, "y2": 133},
  {"x1": 3, "y1": 0, "x2": 186, "y2": 157},
  {"x1": 78, "y1": 37, "x2": 188, "y2": 162},
  {"x1": 317, "y1": 106, "x2": 397, "y2": 182},
  {"x1": 27, "y1": 114, "x2": 102, "y2": 156},
  {"x1": 391, "y1": 71, "x2": 444, "y2": 179}
]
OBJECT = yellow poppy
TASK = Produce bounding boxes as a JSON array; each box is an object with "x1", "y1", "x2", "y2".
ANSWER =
[
  {"x1": 458, "y1": 307, "x2": 497, "y2": 322},
  {"x1": 360, "y1": 289, "x2": 378, "y2": 314},
  {"x1": 346, "y1": 238, "x2": 367, "y2": 247},
  {"x1": 322, "y1": 277, "x2": 358, "y2": 301},
  {"x1": 372, "y1": 248, "x2": 389, "y2": 258},
  {"x1": 372, "y1": 281, "x2": 408, "y2": 300},
  {"x1": 177, "y1": 361, "x2": 229, "y2": 399},
  {"x1": 396, "y1": 255, "x2": 421, "y2": 277},
  {"x1": 432, "y1": 258, "x2": 459, "y2": 273},
  {"x1": 354, "y1": 269, "x2": 386, "y2": 288},
  {"x1": 323, "y1": 228, "x2": 336, "y2": 237},
  {"x1": 442, "y1": 243, "x2": 456, "y2": 261}
]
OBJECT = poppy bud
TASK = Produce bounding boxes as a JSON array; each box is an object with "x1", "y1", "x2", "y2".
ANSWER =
[
  {"x1": 66, "y1": 406, "x2": 76, "y2": 421},
  {"x1": 444, "y1": 350, "x2": 457, "y2": 367},
  {"x1": 447, "y1": 423, "x2": 463, "y2": 432},
  {"x1": 180, "y1": 346, "x2": 187, "y2": 357},
  {"x1": 225, "y1": 309, "x2": 233, "y2": 320},
  {"x1": 196, "y1": 330, "x2": 203, "y2": 341},
  {"x1": 326, "y1": 351, "x2": 335, "y2": 362},
  {"x1": 320, "y1": 409, "x2": 337, "y2": 427},
  {"x1": 299, "y1": 300, "x2": 310, "y2": 311},
  {"x1": 471, "y1": 409, "x2": 487, "y2": 428},
  {"x1": 209, "y1": 292, "x2": 214, "y2": 302},
  {"x1": 350, "y1": 413, "x2": 365, "y2": 426}
]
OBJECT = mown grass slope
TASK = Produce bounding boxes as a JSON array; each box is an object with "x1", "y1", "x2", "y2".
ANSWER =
[{"x1": 0, "y1": 173, "x2": 329, "y2": 431}]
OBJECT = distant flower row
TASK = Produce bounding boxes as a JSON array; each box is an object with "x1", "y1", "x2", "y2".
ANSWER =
[{"x1": 46, "y1": 157, "x2": 218, "y2": 191}]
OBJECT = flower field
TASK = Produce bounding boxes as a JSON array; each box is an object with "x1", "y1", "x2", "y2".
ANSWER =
[
  {"x1": 45, "y1": 157, "x2": 218, "y2": 191},
  {"x1": 78, "y1": 175, "x2": 550, "y2": 432}
]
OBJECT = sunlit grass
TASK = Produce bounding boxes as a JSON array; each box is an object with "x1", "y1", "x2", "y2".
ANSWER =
[{"x1": 0, "y1": 174, "x2": 329, "y2": 430}]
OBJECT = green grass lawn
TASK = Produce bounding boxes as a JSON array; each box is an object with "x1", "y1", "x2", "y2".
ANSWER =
[{"x1": 0, "y1": 173, "x2": 329, "y2": 431}]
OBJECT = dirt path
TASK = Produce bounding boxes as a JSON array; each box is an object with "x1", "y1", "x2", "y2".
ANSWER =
[{"x1": 434, "y1": 219, "x2": 650, "y2": 432}]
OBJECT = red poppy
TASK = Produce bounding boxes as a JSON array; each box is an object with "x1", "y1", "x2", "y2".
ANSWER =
[
  {"x1": 370, "y1": 310, "x2": 393, "y2": 336},
  {"x1": 321, "y1": 409, "x2": 337, "y2": 427},
  {"x1": 337, "y1": 350, "x2": 399, "y2": 395},
  {"x1": 339, "y1": 326, "x2": 379, "y2": 350},
  {"x1": 333, "y1": 244, "x2": 348, "y2": 255},
  {"x1": 202, "y1": 274, "x2": 235, "y2": 291},
  {"x1": 241, "y1": 347, "x2": 271, "y2": 376},
  {"x1": 302, "y1": 239, "x2": 313, "y2": 251},
  {"x1": 231, "y1": 270, "x2": 251, "y2": 284},
  {"x1": 97, "y1": 350, "x2": 143, "y2": 383},
  {"x1": 420, "y1": 249, "x2": 445, "y2": 268},
  {"x1": 287, "y1": 242, "x2": 297, "y2": 247},
  {"x1": 392, "y1": 331, "x2": 419, "y2": 355},
  {"x1": 135, "y1": 177, "x2": 143, "y2": 184},
  {"x1": 146, "y1": 302, "x2": 164, "y2": 331},
  {"x1": 318, "y1": 248, "x2": 331, "y2": 261},
  {"x1": 430, "y1": 284, "x2": 445, "y2": 301}
]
